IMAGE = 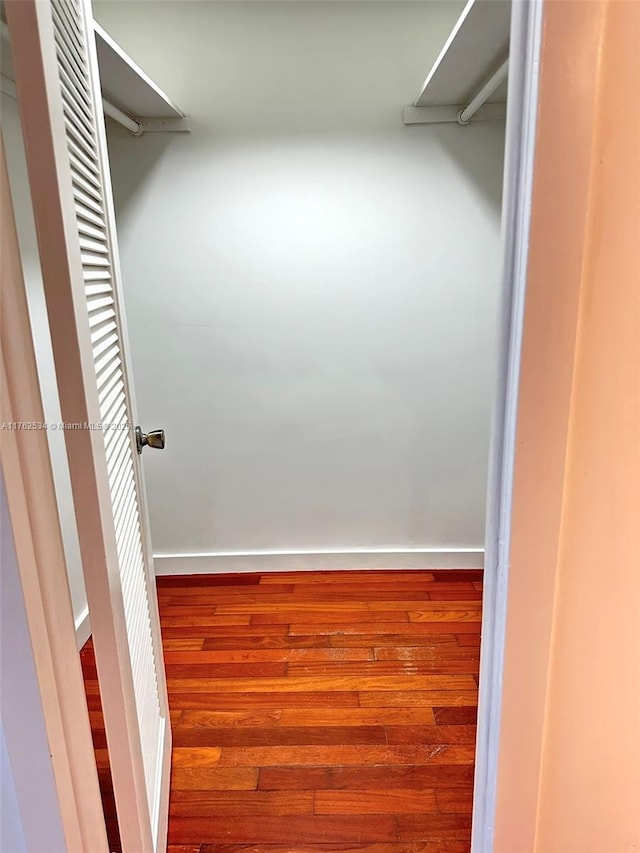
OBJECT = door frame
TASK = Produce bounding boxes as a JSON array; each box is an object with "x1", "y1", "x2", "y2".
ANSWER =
[
  {"x1": 1, "y1": 0, "x2": 545, "y2": 847},
  {"x1": 471, "y1": 0, "x2": 544, "y2": 850}
]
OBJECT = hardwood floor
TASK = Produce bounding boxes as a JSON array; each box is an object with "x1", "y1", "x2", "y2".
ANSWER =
[{"x1": 81, "y1": 569, "x2": 482, "y2": 852}]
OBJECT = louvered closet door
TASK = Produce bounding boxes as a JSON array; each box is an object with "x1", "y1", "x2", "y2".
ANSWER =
[{"x1": 5, "y1": 1, "x2": 171, "y2": 850}]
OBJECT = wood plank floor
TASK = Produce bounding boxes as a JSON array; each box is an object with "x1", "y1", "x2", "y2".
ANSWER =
[{"x1": 82, "y1": 569, "x2": 482, "y2": 852}]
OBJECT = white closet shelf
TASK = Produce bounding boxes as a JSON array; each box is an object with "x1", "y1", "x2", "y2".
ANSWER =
[
  {"x1": 95, "y1": 22, "x2": 189, "y2": 134},
  {"x1": 405, "y1": 0, "x2": 511, "y2": 126},
  {"x1": 2, "y1": 18, "x2": 189, "y2": 135}
]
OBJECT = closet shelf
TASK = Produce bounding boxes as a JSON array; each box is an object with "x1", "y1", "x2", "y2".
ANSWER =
[
  {"x1": 94, "y1": 22, "x2": 189, "y2": 134},
  {"x1": 404, "y1": 0, "x2": 511, "y2": 126},
  {"x1": 2, "y1": 18, "x2": 189, "y2": 135}
]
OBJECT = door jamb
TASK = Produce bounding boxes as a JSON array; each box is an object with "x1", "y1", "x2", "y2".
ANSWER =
[{"x1": 471, "y1": 1, "x2": 544, "y2": 850}]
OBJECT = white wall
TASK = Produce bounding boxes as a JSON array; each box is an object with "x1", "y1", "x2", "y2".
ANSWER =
[
  {"x1": 1, "y1": 91, "x2": 89, "y2": 640},
  {"x1": 95, "y1": 1, "x2": 505, "y2": 570},
  {"x1": 0, "y1": 472, "x2": 67, "y2": 852}
]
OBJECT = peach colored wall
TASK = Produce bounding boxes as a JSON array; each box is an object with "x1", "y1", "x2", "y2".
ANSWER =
[{"x1": 495, "y1": 1, "x2": 640, "y2": 850}]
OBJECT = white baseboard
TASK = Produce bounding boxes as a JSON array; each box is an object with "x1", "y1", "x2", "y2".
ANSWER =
[
  {"x1": 75, "y1": 606, "x2": 91, "y2": 649},
  {"x1": 154, "y1": 548, "x2": 484, "y2": 575}
]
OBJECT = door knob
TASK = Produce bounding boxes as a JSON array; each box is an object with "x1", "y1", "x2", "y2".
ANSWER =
[{"x1": 135, "y1": 426, "x2": 165, "y2": 454}]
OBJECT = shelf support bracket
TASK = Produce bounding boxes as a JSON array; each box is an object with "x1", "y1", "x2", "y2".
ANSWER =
[{"x1": 403, "y1": 102, "x2": 507, "y2": 125}]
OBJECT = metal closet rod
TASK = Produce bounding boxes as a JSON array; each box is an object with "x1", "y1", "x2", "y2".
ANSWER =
[
  {"x1": 457, "y1": 57, "x2": 509, "y2": 125},
  {"x1": 102, "y1": 99, "x2": 143, "y2": 136}
]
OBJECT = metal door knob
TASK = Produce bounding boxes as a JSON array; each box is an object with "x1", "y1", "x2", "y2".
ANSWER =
[{"x1": 135, "y1": 426, "x2": 165, "y2": 454}]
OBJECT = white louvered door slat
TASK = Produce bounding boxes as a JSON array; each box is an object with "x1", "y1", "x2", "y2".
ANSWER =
[{"x1": 6, "y1": 0, "x2": 171, "y2": 850}]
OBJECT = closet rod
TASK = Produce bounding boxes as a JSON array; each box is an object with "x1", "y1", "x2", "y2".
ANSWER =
[
  {"x1": 102, "y1": 98, "x2": 143, "y2": 136},
  {"x1": 457, "y1": 58, "x2": 509, "y2": 125}
]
